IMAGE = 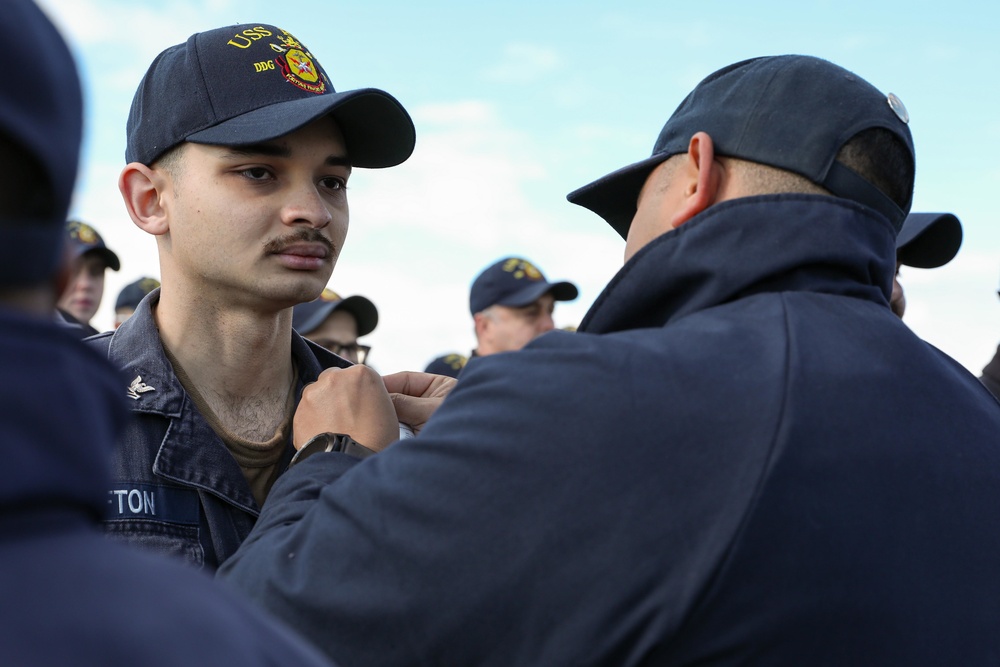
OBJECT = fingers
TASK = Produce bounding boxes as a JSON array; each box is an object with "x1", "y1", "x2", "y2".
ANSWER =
[
  {"x1": 293, "y1": 365, "x2": 400, "y2": 452},
  {"x1": 389, "y1": 393, "x2": 446, "y2": 433},
  {"x1": 383, "y1": 371, "x2": 457, "y2": 399}
]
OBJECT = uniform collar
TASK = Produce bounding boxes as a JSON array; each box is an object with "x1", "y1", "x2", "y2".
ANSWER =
[
  {"x1": 104, "y1": 288, "x2": 349, "y2": 414},
  {"x1": 580, "y1": 195, "x2": 897, "y2": 335}
]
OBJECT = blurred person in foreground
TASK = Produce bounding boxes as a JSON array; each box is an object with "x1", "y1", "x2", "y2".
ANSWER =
[
  {"x1": 220, "y1": 55, "x2": 1000, "y2": 665},
  {"x1": 0, "y1": 3, "x2": 336, "y2": 665}
]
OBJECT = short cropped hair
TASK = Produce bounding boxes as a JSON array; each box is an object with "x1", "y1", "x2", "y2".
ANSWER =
[{"x1": 732, "y1": 128, "x2": 914, "y2": 210}]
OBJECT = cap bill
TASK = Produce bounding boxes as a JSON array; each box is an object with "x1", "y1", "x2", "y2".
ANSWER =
[
  {"x1": 896, "y1": 213, "x2": 962, "y2": 269},
  {"x1": 567, "y1": 153, "x2": 670, "y2": 239},
  {"x1": 186, "y1": 88, "x2": 415, "y2": 169},
  {"x1": 497, "y1": 281, "x2": 577, "y2": 309},
  {"x1": 549, "y1": 280, "x2": 579, "y2": 302},
  {"x1": 338, "y1": 295, "x2": 379, "y2": 336}
]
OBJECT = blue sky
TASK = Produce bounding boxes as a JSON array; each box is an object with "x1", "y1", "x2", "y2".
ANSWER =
[{"x1": 37, "y1": 0, "x2": 1000, "y2": 374}]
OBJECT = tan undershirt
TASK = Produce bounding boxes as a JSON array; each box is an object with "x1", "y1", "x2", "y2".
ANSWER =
[{"x1": 163, "y1": 345, "x2": 297, "y2": 508}]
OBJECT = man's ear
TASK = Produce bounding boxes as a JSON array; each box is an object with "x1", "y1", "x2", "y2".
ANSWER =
[
  {"x1": 473, "y1": 311, "x2": 490, "y2": 340},
  {"x1": 669, "y1": 131, "x2": 722, "y2": 229},
  {"x1": 119, "y1": 162, "x2": 170, "y2": 236}
]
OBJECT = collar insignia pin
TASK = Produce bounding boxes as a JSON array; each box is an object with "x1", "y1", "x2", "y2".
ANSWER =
[{"x1": 127, "y1": 375, "x2": 156, "y2": 400}]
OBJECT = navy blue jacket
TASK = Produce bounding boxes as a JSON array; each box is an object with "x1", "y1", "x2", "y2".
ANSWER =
[
  {"x1": 220, "y1": 196, "x2": 1000, "y2": 666},
  {"x1": 0, "y1": 307, "x2": 335, "y2": 667},
  {"x1": 86, "y1": 289, "x2": 349, "y2": 569}
]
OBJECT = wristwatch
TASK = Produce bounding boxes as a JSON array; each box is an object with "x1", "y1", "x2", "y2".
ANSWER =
[{"x1": 290, "y1": 432, "x2": 377, "y2": 466}]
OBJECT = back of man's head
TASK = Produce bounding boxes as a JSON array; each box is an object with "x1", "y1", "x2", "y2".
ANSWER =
[
  {"x1": 568, "y1": 55, "x2": 915, "y2": 239},
  {"x1": 0, "y1": 1, "x2": 83, "y2": 293}
]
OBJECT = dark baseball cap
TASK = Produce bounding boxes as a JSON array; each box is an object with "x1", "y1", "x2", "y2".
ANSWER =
[
  {"x1": 292, "y1": 288, "x2": 378, "y2": 336},
  {"x1": 470, "y1": 257, "x2": 578, "y2": 315},
  {"x1": 126, "y1": 23, "x2": 415, "y2": 168},
  {"x1": 0, "y1": 0, "x2": 84, "y2": 286},
  {"x1": 115, "y1": 276, "x2": 161, "y2": 310},
  {"x1": 66, "y1": 220, "x2": 121, "y2": 271},
  {"x1": 424, "y1": 353, "x2": 468, "y2": 378},
  {"x1": 567, "y1": 55, "x2": 914, "y2": 239},
  {"x1": 896, "y1": 212, "x2": 962, "y2": 269}
]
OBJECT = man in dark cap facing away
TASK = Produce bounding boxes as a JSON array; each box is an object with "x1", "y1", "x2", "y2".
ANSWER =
[
  {"x1": 220, "y1": 55, "x2": 1000, "y2": 665},
  {"x1": 0, "y1": 3, "x2": 337, "y2": 665}
]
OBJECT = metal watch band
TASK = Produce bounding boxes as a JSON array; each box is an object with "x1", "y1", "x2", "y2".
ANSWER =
[{"x1": 290, "y1": 432, "x2": 377, "y2": 466}]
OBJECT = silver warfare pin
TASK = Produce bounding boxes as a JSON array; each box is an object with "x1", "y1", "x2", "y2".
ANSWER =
[
  {"x1": 887, "y1": 93, "x2": 909, "y2": 124},
  {"x1": 126, "y1": 375, "x2": 156, "y2": 400}
]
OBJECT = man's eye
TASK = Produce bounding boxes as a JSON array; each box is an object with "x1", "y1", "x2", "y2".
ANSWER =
[
  {"x1": 241, "y1": 167, "x2": 271, "y2": 180},
  {"x1": 320, "y1": 176, "x2": 346, "y2": 190}
]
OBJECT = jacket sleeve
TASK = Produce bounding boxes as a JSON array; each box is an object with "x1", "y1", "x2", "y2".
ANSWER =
[{"x1": 217, "y1": 330, "x2": 775, "y2": 667}]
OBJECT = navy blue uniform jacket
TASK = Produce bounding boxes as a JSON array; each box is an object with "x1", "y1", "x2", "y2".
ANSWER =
[
  {"x1": 86, "y1": 289, "x2": 349, "y2": 569},
  {"x1": 220, "y1": 196, "x2": 1000, "y2": 666},
  {"x1": 0, "y1": 308, "x2": 335, "y2": 666}
]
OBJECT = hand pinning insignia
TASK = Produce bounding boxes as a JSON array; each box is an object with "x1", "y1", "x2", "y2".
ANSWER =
[{"x1": 127, "y1": 375, "x2": 156, "y2": 400}]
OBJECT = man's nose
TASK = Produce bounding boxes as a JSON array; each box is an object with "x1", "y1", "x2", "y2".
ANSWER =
[{"x1": 282, "y1": 185, "x2": 333, "y2": 229}]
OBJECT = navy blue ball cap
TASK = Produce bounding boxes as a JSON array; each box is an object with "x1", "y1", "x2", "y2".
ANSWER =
[
  {"x1": 424, "y1": 353, "x2": 468, "y2": 378},
  {"x1": 567, "y1": 55, "x2": 915, "y2": 238},
  {"x1": 292, "y1": 288, "x2": 378, "y2": 336},
  {"x1": 65, "y1": 220, "x2": 121, "y2": 271},
  {"x1": 126, "y1": 24, "x2": 415, "y2": 168},
  {"x1": 469, "y1": 257, "x2": 579, "y2": 315},
  {"x1": 115, "y1": 276, "x2": 161, "y2": 310},
  {"x1": 896, "y1": 212, "x2": 962, "y2": 269},
  {"x1": 0, "y1": 0, "x2": 84, "y2": 286}
]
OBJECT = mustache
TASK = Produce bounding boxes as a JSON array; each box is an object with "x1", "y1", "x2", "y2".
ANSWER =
[{"x1": 263, "y1": 228, "x2": 335, "y2": 255}]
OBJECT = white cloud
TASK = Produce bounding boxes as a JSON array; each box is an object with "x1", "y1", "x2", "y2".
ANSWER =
[{"x1": 351, "y1": 100, "x2": 547, "y2": 245}]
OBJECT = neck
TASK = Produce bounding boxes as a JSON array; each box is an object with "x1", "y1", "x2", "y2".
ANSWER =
[{"x1": 154, "y1": 284, "x2": 294, "y2": 400}]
